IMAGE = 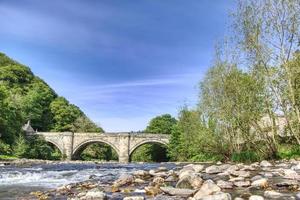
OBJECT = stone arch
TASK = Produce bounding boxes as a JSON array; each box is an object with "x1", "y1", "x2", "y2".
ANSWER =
[
  {"x1": 129, "y1": 139, "x2": 169, "y2": 157},
  {"x1": 43, "y1": 138, "x2": 64, "y2": 156},
  {"x1": 72, "y1": 139, "x2": 120, "y2": 160}
]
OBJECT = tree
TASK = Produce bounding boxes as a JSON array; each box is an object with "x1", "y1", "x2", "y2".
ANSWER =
[
  {"x1": 145, "y1": 114, "x2": 177, "y2": 134},
  {"x1": 71, "y1": 116, "x2": 103, "y2": 133},
  {"x1": 13, "y1": 135, "x2": 29, "y2": 158},
  {"x1": 50, "y1": 97, "x2": 83, "y2": 131},
  {"x1": 233, "y1": 0, "x2": 300, "y2": 144}
]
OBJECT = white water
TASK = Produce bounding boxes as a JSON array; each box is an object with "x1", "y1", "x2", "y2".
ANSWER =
[{"x1": 0, "y1": 163, "x2": 175, "y2": 199}]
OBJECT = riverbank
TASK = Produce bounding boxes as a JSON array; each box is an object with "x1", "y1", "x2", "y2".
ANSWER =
[{"x1": 20, "y1": 159, "x2": 300, "y2": 200}]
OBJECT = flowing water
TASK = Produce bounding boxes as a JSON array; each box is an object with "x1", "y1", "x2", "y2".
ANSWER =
[{"x1": 0, "y1": 162, "x2": 177, "y2": 199}]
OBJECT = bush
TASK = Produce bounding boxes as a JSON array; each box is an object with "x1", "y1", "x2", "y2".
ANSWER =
[
  {"x1": 231, "y1": 151, "x2": 260, "y2": 163},
  {"x1": 191, "y1": 153, "x2": 223, "y2": 162},
  {"x1": 0, "y1": 140, "x2": 12, "y2": 155},
  {"x1": 278, "y1": 144, "x2": 300, "y2": 159}
]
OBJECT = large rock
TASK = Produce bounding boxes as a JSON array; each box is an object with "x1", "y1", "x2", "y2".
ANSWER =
[
  {"x1": 176, "y1": 174, "x2": 203, "y2": 189},
  {"x1": 184, "y1": 164, "x2": 204, "y2": 173},
  {"x1": 216, "y1": 180, "x2": 233, "y2": 189},
  {"x1": 283, "y1": 169, "x2": 300, "y2": 180},
  {"x1": 251, "y1": 178, "x2": 268, "y2": 188},
  {"x1": 178, "y1": 169, "x2": 194, "y2": 180},
  {"x1": 113, "y1": 174, "x2": 134, "y2": 187},
  {"x1": 249, "y1": 195, "x2": 264, "y2": 200},
  {"x1": 205, "y1": 165, "x2": 230, "y2": 174},
  {"x1": 160, "y1": 187, "x2": 196, "y2": 198},
  {"x1": 233, "y1": 181, "x2": 250, "y2": 187},
  {"x1": 193, "y1": 180, "x2": 221, "y2": 200},
  {"x1": 133, "y1": 170, "x2": 149, "y2": 177},
  {"x1": 199, "y1": 192, "x2": 232, "y2": 200},
  {"x1": 260, "y1": 160, "x2": 272, "y2": 167},
  {"x1": 85, "y1": 188, "x2": 107, "y2": 200},
  {"x1": 230, "y1": 170, "x2": 250, "y2": 178},
  {"x1": 264, "y1": 191, "x2": 283, "y2": 199},
  {"x1": 292, "y1": 163, "x2": 300, "y2": 170}
]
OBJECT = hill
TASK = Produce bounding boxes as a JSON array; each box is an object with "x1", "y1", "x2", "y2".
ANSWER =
[{"x1": 0, "y1": 52, "x2": 103, "y2": 146}]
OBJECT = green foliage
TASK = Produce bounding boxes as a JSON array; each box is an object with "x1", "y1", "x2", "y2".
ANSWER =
[
  {"x1": 277, "y1": 144, "x2": 300, "y2": 160},
  {"x1": 80, "y1": 143, "x2": 118, "y2": 161},
  {"x1": 131, "y1": 144, "x2": 168, "y2": 162},
  {"x1": 145, "y1": 114, "x2": 177, "y2": 134},
  {"x1": 50, "y1": 97, "x2": 83, "y2": 132},
  {"x1": 0, "y1": 155, "x2": 17, "y2": 161},
  {"x1": 13, "y1": 135, "x2": 29, "y2": 158},
  {"x1": 168, "y1": 107, "x2": 222, "y2": 161},
  {"x1": 71, "y1": 116, "x2": 103, "y2": 133},
  {"x1": 231, "y1": 151, "x2": 260, "y2": 163},
  {"x1": 0, "y1": 140, "x2": 12, "y2": 155}
]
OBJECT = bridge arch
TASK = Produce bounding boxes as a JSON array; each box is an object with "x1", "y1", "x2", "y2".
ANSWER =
[
  {"x1": 43, "y1": 138, "x2": 64, "y2": 156},
  {"x1": 129, "y1": 139, "x2": 169, "y2": 157},
  {"x1": 72, "y1": 139, "x2": 120, "y2": 160}
]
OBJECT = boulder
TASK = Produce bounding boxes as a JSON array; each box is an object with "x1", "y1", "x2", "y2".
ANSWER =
[
  {"x1": 193, "y1": 180, "x2": 221, "y2": 200},
  {"x1": 205, "y1": 164, "x2": 231, "y2": 174},
  {"x1": 283, "y1": 169, "x2": 300, "y2": 180},
  {"x1": 133, "y1": 170, "x2": 149, "y2": 177},
  {"x1": 176, "y1": 174, "x2": 203, "y2": 189},
  {"x1": 205, "y1": 165, "x2": 223, "y2": 174},
  {"x1": 260, "y1": 160, "x2": 272, "y2": 167},
  {"x1": 178, "y1": 169, "x2": 194, "y2": 180},
  {"x1": 251, "y1": 178, "x2": 268, "y2": 188},
  {"x1": 160, "y1": 187, "x2": 196, "y2": 198},
  {"x1": 292, "y1": 163, "x2": 300, "y2": 170},
  {"x1": 113, "y1": 174, "x2": 134, "y2": 187},
  {"x1": 263, "y1": 191, "x2": 283, "y2": 199},
  {"x1": 249, "y1": 195, "x2": 264, "y2": 200},
  {"x1": 217, "y1": 180, "x2": 233, "y2": 189},
  {"x1": 233, "y1": 181, "x2": 250, "y2": 187},
  {"x1": 85, "y1": 188, "x2": 107, "y2": 200},
  {"x1": 230, "y1": 170, "x2": 250, "y2": 178}
]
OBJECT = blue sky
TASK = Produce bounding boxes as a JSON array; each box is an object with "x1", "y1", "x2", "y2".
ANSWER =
[{"x1": 0, "y1": 0, "x2": 235, "y2": 132}]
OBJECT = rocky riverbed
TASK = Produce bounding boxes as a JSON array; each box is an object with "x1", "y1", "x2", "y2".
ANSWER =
[{"x1": 21, "y1": 159, "x2": 300, "y2": 200}]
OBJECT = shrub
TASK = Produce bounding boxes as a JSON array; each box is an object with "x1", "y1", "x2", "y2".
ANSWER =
[
  {"x1": 0, "y1": 140, "x2": 12, "y2": 155},
  {"x1": 231, "y1": 151, "x2": 260, "y2": 163}
]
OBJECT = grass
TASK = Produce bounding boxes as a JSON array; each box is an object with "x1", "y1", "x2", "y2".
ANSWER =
[
  {"x1": 277, "y1": 144, "x2": 300, "y2": 159},
  {"x1": 0, "y1": 155, "x2": 18, "y2": 161}
]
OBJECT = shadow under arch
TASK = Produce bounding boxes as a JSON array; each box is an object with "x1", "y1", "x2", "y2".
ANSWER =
[
  {"x1": 129, "y1": 140, "x2": 169, "y2": 162},
  {"x1": 43, "y1": 138, "x2": 64, "y2": 156},
  {"x1": 72, "y1": 139, "x2": 119, "y2": 161}
]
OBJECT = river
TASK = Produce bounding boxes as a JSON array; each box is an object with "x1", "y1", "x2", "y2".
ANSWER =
[{"x1": 0, "y1": 162, "x2": 177, "y2": 199}]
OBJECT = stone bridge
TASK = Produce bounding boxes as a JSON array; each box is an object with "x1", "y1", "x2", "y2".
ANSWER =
[{"x1": 35, "y1": 132, "x2": 170, "y2": 163}]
